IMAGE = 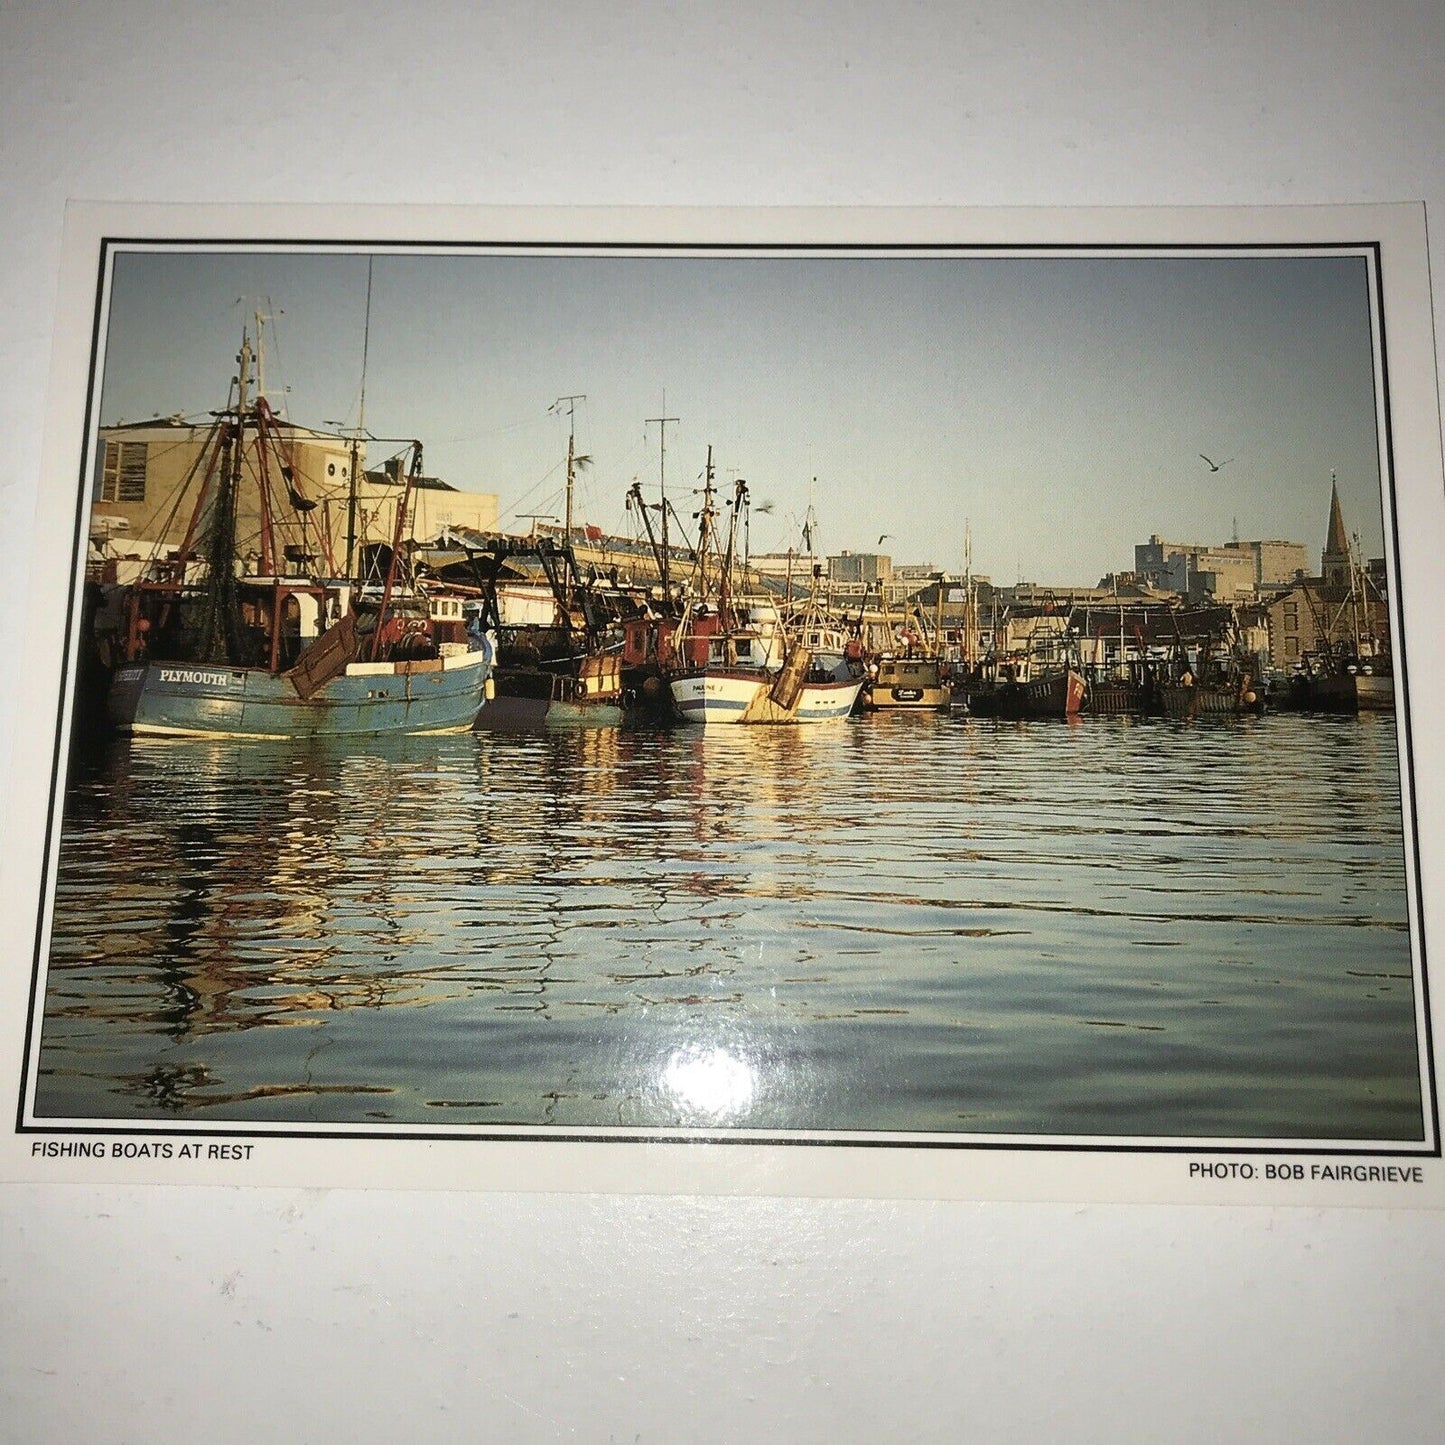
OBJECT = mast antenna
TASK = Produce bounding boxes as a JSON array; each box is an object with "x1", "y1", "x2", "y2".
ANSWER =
[
  {"x1": 552, "y1": 394, "x2": 589, "y2": 543},
  {"x1": 801, "y1": 476, "x2": 819, "y2": 558},
  {"x1": 251, "y1": 302, "x2": 285, "y2": 407},
  {"x1": 646, "y1": 401, "x2": 679, "y2": 601},
  {"x1": 345, "y1": 257, "x2": 374, "y2": 579}
]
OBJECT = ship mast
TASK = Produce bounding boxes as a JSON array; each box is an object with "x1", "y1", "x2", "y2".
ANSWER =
[
  {"x1": 554, "y1": 394, "x2": 588, "y2": 543},
  {"x1": 370, "y1": 440, "x2": 422, "y2": 661},
  {"x1": 646, "y1": 406, "x2": 679, "y2": 605},
  {"x1": 719, "y1": 473, "x2": 747, "y2": 624},
  {"x1": 963, "y1": 521, "x2": 975, "y2": 668},
  {"x1": 627, "y1": 479, "x2": 667, "y2": 589},
  {"x1": 695, "y1": 447, "x2": 717, "y2": 600},
  {"x1": 195, "y1": 330, "x2": 252, "y2": 665},
  {"x1": 345, "y1": 257, "x2": 374, "y2": 581}
]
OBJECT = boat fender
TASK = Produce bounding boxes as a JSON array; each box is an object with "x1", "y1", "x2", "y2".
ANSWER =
[{"x1": 484, "y1": 677, "x2": 495, "y2": 701}]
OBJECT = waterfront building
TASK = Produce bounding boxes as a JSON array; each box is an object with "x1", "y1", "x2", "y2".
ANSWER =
[
  {"x1": 828, "y1": 550, "x2": 892, "y2": 586},
  {"x1": 1261, "y1": 482, "x2": 1389, "y2": 670},
  {"x1": 892, "y1": 563, "x2": 942, "y2": 584},
  {"x1": 1134, "y1": 533, "x2": 1308, "y2": 601},
  {"x1": 90, "y1": 417, "x2": 498, "y2": 582},
  {"x1": 1264, "y1": 581, "x2": 1390, "y2": 669},
  {"x1": 750, "y1": 551, "x2": 825, "y2": 586},
  {"x1": 1234, "y1": 538, "x2": 1313, "y2": 591}
]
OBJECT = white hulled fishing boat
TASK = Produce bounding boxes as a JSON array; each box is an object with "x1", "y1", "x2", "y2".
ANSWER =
[{"x1": 665, "y1": 459, "x2": 862, "y2": 726}]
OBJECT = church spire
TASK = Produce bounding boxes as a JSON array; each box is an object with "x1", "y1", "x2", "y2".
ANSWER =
[{"x1": 1322, "y1": 472, "x2": 1351, "y2": 589}]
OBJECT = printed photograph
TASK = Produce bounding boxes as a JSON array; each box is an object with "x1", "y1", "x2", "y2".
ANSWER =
[{"x1": 21, "y1": 234, "x2": 1432, "y2": 1149}]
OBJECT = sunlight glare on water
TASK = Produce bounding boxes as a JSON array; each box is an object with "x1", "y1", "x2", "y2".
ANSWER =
[{"x1": 33, "y1": 711, "x2": 1422, "y2": 1142}]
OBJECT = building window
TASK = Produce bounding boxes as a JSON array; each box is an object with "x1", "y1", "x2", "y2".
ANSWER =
[{"x1": 101, "y1": 440, "x2": 147, "y2": 503}]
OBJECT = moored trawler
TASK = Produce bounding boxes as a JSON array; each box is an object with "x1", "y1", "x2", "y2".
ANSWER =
[
  {"x1": 665, "y1": 463, "x2": 864, "y2": 726},
  {"x1": 961, "y1": 666, "x2": 1086, "y2": 718},
  {"x1": 669, "y1": 669, "x2": 863, "y2": 725},
  {"x1": 1157, "y1": 673, "x2": 1261, "y2": 719},
  {"x1": 862, "y1": 654, "x2": 950, "y2": 710},
  {"x1": 1278, "y1": 644, "x2": 1395, "y2": 714},
  {"x1": 478, "y1": 651, "x2": 627, "y2": 730},
  {"x1": 851, "y1": 588, "x2": 951, "y2": 711},
  {"x1": 443, "y1": 535, "x2": 636, "y2": 731},
  {"x1": 1314, "y1": 665, "x2": 1394, "y2": 712},
  {"x1": 952, "y1": 644, "x2": 1086, "y2": 719},
  {"x1": 99, "y1": 329, "x2": 493, "y2": 740},
  {"x1": 109, "y1": 645, "x2": 492, "y2": 739},
  {"x1": 668, "y1": 602, "x2": 863, "y2": 725},
  {"x1": 1155, "y1": 636, "x2": 1263, "y2": 720}
]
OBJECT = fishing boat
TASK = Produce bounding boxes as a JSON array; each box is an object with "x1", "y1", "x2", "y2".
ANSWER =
[
  {"x1": 993, "y1": 667, "x2": 1086, "y2": 718},
  {"x1": 1155, "y1": 611, "x2": 1262, "y2": 720},
  {"x1": 668, "y1": 602, "x2": 862, "y2": 725},
  {"x1": 1082, "y1": 665, "x2": 1147, "y2": 716},
  {"x1": 953, "y1": 618, "x2": 1085, "y2": 719},
  {"x1": 1281, "y1": 647, "x2": 1394, "y2": 713},
  {"x1": 666, "y1": 462, "x2": 863, "y2": 726},
  {"x1": 785, "y1": 589, "x2": 866, "y2": 687},
  {"x1": 853, "y1": 587, "x2": 951, "y2": 712},
  {"x1": 1157, "y1": 669, "x2": 1261, "y2": 719},
  {"x1": 1072, "y1": 601, "x2": 1174, "y2": 716},
  {"x1": 1279, "y1": 528, "x2": 1394, "y2": 712},
  {"x1": 449, "y1": 534, "x2": 632, "y2": 730},
  {"x1": 103, "y1": 330, "x2": 492, "y2": 739},
  {"x1": 1156, "y1": 649, "x2": 1261, "y2": 720},
  {"x1": 863, "y1": 652, "x2": 951, "y2": 710}
]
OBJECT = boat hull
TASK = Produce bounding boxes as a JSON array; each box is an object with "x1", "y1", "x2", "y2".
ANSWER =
[
  {"x1": 108, "y1": 650, "x2": 492, "y2": 739},
  {"x1": 1083, "y1": 683, "x2": 1146, "y2": 716},
  {"x1": 669, "y1": 670, "x2": 766, "y2": 725},
  {"x1": 474, "y1": 692, "x2": 626, "y2": 730},
  {"x1": 670, "y1": 669, "x2": 863, "y2": 725},
  {"x1": 795, "y1": 678, "x2": 868, "y2": 721},
  {"x1": 1158, "y1": 682, "x2": 1261, "y2": 719},
  {"x1": 956, "y1": 669, "x2": 1086, "y2": 719},
  {"x1": 1306, "y1": 671, "x2": 1395, "y2": 713},
  {"x1": 862, "y1": 658, "x2": 949, "y2": 711},
  {"x1": 474, "y1": 664, "x2": 627, "y2": 730}
]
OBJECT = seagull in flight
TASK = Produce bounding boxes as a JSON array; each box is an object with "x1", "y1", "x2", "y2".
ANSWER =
[
  {"x1": 1200, "y1": 454, "x2": 1234, "y2": 473},
  {"x1": 878, "y1": 533, "x2": 891, "y2": 545}
]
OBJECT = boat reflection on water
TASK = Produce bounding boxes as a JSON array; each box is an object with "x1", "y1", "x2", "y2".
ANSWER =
[{"x1": 35, "y1": 713, "x2": 1422, "y2": 1141}]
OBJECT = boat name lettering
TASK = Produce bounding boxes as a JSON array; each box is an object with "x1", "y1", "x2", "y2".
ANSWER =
[{"x1": 159, "y1": 668, "x2": 233, "y2": 687}]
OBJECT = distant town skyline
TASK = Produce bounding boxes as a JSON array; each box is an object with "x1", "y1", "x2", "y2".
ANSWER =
[{"x1": 95, "y1": 245, "x2": 1389, "y2": 586}]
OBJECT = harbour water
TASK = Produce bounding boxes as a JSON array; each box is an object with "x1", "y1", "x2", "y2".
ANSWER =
[{"x1": 32, "y1": 711, "x2": 1423, "y2": 1142}]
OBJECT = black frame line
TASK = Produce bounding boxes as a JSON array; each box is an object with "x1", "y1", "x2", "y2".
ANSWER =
[{"x1": 17, "y1": 232, "x2": 1438, "y2": 1161}]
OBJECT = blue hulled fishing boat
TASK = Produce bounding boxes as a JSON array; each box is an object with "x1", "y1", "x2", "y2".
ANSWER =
[{"x1": 102, "y1": 331, "x2": 492, "y2": 739}]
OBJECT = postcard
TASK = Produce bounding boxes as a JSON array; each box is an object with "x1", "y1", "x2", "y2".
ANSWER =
[{"x1": 3, "y1": 202, "x2": 1442, "y2": 1204}]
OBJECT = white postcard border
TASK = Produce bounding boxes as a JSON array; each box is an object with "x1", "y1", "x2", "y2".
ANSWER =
[{"x1": 5, "y1": 201, "x2": 1442, "y2": 1206}]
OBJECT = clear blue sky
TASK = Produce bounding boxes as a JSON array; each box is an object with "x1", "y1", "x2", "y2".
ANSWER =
[{"x1": 98, "y1": 246, "x2": 1387, "y2": 586}]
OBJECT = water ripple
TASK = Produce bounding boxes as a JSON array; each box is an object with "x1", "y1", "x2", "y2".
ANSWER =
[{"x1": 33, "y1": 711, "x2": 1422, "y2": 1140}]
